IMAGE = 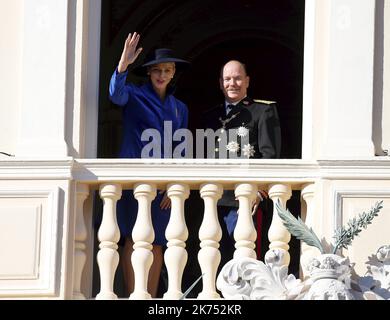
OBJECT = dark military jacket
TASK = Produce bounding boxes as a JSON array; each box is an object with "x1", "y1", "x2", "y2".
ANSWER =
[
  {"x1": 202, "y1": 97, "x2": 281, "y2": 206},
  {"x1": 202, "y1": 97, "x2": 281, "y2": 159}
]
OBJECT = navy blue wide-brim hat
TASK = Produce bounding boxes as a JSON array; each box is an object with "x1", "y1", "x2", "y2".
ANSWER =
[{"x1": 133, "y1": 48, "x2": 190, "y2": 76}]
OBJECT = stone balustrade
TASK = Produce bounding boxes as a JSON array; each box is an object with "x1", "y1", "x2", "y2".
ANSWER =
[
  {"x1": 2, "y1": 159, "x2": 390, "y2": 299},
  {"x1": 67, "y1": 158, "x2": 328, "y2": 299},
  {"x1": 74, "y1": 178, "x2": 315, "y2": 300}
]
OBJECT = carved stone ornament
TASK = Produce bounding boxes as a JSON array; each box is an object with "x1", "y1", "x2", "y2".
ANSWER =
[
  {"x1": 305, "y1": 254, "x2": 354, "y2": 300},
  {"x1": 351, "y1": 245, "x2": 390, "y2": 300},
  {"x1": 216, "y1": 246, "x2": 390, "y2": 300},
  {"x1": 216, "y1": 249, "x2": 307, "y2": 300}
]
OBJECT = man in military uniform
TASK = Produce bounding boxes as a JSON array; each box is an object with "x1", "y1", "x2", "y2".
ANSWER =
[
  {"x1": 204, "y1": 60, "x2": 281, "y2": 160},
  {"x1": 203, "y1": 59, "x2": 281, "y2": 265}
]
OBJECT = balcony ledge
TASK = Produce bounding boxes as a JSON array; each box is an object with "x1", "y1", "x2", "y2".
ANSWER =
[{"x1": 0, "y1": 157, "x2": 389, "y2": 183}]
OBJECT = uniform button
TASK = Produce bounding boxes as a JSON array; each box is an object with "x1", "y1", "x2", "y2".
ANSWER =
[
  {"x1": 217, "y1": 138, "x2": 221, "y2": 142},
  {"x1": 215, "y1": 148, "x2": 219, "y2": 152},
  {"x1": 221, "y1": 129, "x2": 225, "y2": 133}
]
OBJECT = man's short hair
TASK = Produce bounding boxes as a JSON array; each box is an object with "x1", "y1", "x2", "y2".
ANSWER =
[{"x1": 220, "y1": 60, "x2": 248, "y2": 78}]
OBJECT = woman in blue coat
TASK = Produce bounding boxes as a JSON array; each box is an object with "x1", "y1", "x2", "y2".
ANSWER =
[{"x1": 109, "y1": 32, "x2": 189, "y2": 297}]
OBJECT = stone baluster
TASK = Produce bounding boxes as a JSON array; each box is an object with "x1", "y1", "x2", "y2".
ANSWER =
[
  {"x1": 96, "y1": 183, "x2": 122, "y2": 299},
  {"x1": 233, "y1": 183, "x2": 258, "y2": 259},
  {"x1": 129, "y1": 183, "x2": 156, "y2": 300},
  {"x1": 300, "y1": 183, "x2": 319, "y2": 278},
  {"x1": 163, "y1": 183, "x2": 190, "y2": 299},
  {"x1": 197, "y1": 183, "x2": 223, "y2": 299},
  {"x1": 266, "y1": 183, "x2": 292, "y2": 266},
  {"x1": 72, "y1": 183, "x2": 89, "y2": 299}
]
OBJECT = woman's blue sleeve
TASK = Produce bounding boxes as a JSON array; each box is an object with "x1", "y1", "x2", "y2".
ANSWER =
[
  {"x1": 109, "y1": 69, "x2": 134, "y2": 106},
  {"x1": 181, "y1": 104, "x2": 189, "y2": 129}
]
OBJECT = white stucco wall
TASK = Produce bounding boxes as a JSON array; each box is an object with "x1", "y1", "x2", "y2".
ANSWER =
[
  {"x1": 2, "y1": 0, "x2": 101, "y2": 158},
  {"x1": 383, "y1": 1, "x2": 390, "y2": 154},
  {"x1": 0, "y1": 0, "x2": 23, "y2": 158},
  {"x1": 322, "y1": 0, "x2": 376, "y2": 158},
  {"x1": 307, "y1": 0, "x2": 378, "y2": 159}
]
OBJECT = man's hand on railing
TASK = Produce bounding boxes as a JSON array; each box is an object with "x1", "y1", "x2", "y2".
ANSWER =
[
  {"x1": 159, "y1": 191, "x2": 171, "y2": 210},
  {"x1": 235, "y1": 190, "x2": 268, "y2": 215},
  {"x1": 251, "y1": 190, "x2": 268, "y2": 214}
]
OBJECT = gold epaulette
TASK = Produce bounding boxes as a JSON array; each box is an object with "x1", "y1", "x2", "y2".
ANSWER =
[{"x1": 253, "y1": 99, "x2": 276, "y2": 104}]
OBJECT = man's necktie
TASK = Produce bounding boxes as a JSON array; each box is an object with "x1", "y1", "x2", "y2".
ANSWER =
[{"x1": 226, "y1": 104, "x2": 237, "y2": 116}]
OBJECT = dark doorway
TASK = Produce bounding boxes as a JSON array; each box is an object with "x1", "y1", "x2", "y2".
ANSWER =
[
  {"x1": 96, "y1": 0, "x2": 305, "y2": 297},
  {"x1": 98, "y1": 0, "x2": 304, "y2": 159},
  {"x1": 177, "y1": 36, "x2": 303, "y2": 159}
]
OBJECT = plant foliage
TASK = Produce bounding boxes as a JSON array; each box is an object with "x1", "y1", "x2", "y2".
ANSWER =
[
  {"x1": 332, "y1": 200, "x2": 384, "y2": 254},
  {"x1": 275, "y1": 199, "x2": 384, "y2": 255},
  {"x1": 275, "y1": 200, "x2": 325, "y2": 254}
]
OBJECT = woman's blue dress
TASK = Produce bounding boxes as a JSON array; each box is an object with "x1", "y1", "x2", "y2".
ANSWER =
[{"x1": 109, "y1": 69, "x2": 188, "y2": 245}]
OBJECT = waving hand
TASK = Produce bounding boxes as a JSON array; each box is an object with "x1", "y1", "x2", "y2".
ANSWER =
[{"x1": 118, "y1": 32, "x2": 143, "y2": 73}]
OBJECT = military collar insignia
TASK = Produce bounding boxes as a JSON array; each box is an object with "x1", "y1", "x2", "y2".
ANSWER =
[{"x1": 240, "y1": 97, "x2": 254, "y2": 106}]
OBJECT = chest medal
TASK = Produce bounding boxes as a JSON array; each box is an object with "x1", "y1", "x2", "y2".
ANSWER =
[{"x1": 218, "y1": 111, "x2": 255, "y2": 158}]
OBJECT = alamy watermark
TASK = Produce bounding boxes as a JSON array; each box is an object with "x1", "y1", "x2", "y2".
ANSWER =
[{"x1": 140, "y1": 121, "x2": 251, "y2": 160}]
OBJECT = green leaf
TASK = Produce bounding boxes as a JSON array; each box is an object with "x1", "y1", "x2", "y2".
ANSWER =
[
  {"x1": 332, "y1": 200, "x2": 384, "y2": 254},
  {"x1": 275, "y1": 200, "x2": 325, "y2": 254}
]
